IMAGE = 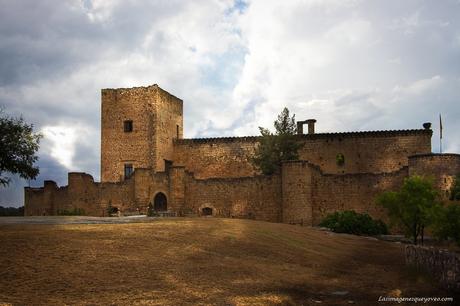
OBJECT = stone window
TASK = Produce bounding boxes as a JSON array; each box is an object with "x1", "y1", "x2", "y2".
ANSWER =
[
  {"x1": 124, "y1": 120, "x2": 133, "y2": 132},
  {"x1": 124, "y1": 164, "x2": 134, "y2": 179},
  {"x1": 176, "y1": 125, "x2": 179, "y2": 139}
]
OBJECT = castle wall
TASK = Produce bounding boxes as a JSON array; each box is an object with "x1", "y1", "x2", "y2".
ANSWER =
[
  {"x1": 172, "y1": 130, "x2": 431, "y2": 179},
  {"x1": 101, "y1": 85, "x2": 183, "y2": 182},
  {"x1": 173, "y1": 137, "x2": 258, "y2": 179},
  {"x1": 101, "y1": 86, "x2": 157, "y2": 182},
  {"x1": 153, "y1": 87, "x2": 183, "y2": 172},
  {"x1": 409, "y1": 154, "x2": 460, "y2": 199},
  {"x1": 184, "y1": 173, "x2": 282, "y2": 222},
  {"x1": 311, "y1": 167, "x2": 408, "y2": 225},
  {"x1": 25, "y1": 173, "x2": 136, "y2": 216},
  {"x1": 297, "y1": 130, "x2": 431, "y2": 174},
  {"x1": 281, "y1": 161, "x2": 313, "y2": 225},
  {"x1": 132, "y1": 168, "x2": 169, "y2": 210},
  {"x1": 280, "y1": 160, "x2": 408, "y2": 225}
]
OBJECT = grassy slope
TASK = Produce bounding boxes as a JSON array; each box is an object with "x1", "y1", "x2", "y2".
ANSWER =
[{"x1": 0, "y1": 218, "x2": 447, "y2": 305}]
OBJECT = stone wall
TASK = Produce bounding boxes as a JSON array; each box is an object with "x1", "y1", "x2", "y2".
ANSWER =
[
  {"x1": 406, "y1": 245, "x2": 460, "y2": 291},
  {"x1": 153, "y1": 86, "x2": 183, "y2": 172},
  {"x1": 101, "y1": 84, "x2": 183, "y2": 182},
  {"x1": 311, "y1": 167, "x2": 409, "y2": 225},
  {"x1": 280, "y1": 160, "x2": 408, "y2": 225},
  {"x1": 281, "y1": 161, "x2": 313, "y2": 225},
  {"x1": 172, "y1": 130, "x2": 431, "y2": 180},
  {"x1": 298, "y1": 130, "x2": 432, "y2": 174},
  {"x1": 184, "y1": 172, "x2": 282, "y2": 222},
  {"x1": 409, "y1": 153, "x2": 460, "y2": 199},
  {"x1": 173, "y1": 137, "x2": 259, "y2": 179},
  {"x1": 25, "y1": 172, "x2": 136, "y2": 216}
]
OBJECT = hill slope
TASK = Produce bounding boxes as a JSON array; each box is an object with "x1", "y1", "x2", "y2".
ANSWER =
[{"x1": 0, "y1": 218, "x2": 446, "y2": 305}]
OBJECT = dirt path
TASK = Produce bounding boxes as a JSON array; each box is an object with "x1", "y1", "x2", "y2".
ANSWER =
[{"x1": 0, "y1": 218, "x2": 454, "y2": 305}]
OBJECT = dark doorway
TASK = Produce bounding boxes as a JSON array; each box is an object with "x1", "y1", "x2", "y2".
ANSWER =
[
  {"x1": 154, "y1": 192, "x2": 167, "y2": 211},
  {"x1": 202, "y1": 207, "x2": 213, "y2": 216}
]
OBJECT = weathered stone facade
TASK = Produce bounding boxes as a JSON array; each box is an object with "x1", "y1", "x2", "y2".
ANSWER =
[{"x1": 24, "y1": 84, "x2": 460, "y2": 225}]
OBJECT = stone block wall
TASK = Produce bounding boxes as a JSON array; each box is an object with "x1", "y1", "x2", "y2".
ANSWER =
[
  {"x1": 153, "y1": 87, "x2": 183, "y2": 172},
  {"x1": 25, "y1": 172, "x2": 136, "y2": 216},
  {"x1": 298, "y1": 130, "x2": 432, "y2": 175},
  {"x1": 311, "y1": 167, "x2": 408, "y2": 225},
  {"x1": 406, "y1": 245, "x2": 460, "y2": 291},
  {"x1": 172, "y1": 130, "x2": 431, "y2": 181},
  {"x1": 409, "y1": 153, "x2": 460, "y2": 199},
  {"x1": 101, "y1": 84, "x2": 183, "y2": 182},
  {"x1": 173, "y1": 137, "x2": 259, "y2": 179},
  {"x1": 281, "y1": 161, "x2": 313, "y2": 225},
  {"x1": 184, "y1": 173, "x2": 282, "y2": 222},
  {"x1": 279, "y1": 160, "x2": 408, "y2": 226}
]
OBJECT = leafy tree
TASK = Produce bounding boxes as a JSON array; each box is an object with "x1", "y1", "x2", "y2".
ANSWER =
[
  {"x1": 377, "y1": 175, "x2": 440, "y2": 245},
  {"x1": 433, "y1": 203, "x2": 460, "y2": 246},
  {"x1": 450, "y1": 174, "x2": 460, "y2": 201},
  {"x1": 0, "y1": 110, "x2": 41, "y2": 186},
  {"x1": 251, "y1": 107, "x2": 302, "y2": 175}
]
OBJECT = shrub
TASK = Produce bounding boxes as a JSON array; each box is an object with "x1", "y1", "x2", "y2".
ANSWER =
[
  {"x1": 319, "y1": 210, "x2": 388, "y2": 236},
  {"x1": 433, "y1": 203, "x2": 460, "y2": 246},
  {"x1": 57, "y1": 208, "x2": 85, "y2": 216}
]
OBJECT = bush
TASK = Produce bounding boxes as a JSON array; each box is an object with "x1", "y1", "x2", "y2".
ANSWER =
[
  {"x1": 319, "y1": 210, "x2": 388, "y2": 236},
  {"x1": 433, "y1": 203, "x2": 460, "y2": 246},
  {"x1": 57, "y1": 208, "x2": 85, "y2": 216}
]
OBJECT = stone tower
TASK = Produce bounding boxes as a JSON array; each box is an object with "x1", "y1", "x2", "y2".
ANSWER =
[{"x1": 100, "y1": 84, "x2": 183, "y2": 182}]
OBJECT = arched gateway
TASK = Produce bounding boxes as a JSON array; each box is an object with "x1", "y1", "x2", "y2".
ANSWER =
[{"x1": 153, "y1": 192, "x2": 167, "y2": 211}]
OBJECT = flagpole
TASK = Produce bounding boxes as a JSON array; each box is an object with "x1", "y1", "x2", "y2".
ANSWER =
[{"x1": 439, "y1": 114, "x2": 443, "y2": 154}]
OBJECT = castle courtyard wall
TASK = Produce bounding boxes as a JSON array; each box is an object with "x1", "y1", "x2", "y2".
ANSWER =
[
  {"x1": 172, "y1": 130, "x2": 431, "y2": 180},
  {"x1": 409, "y1": 153, "x2": 460, "y2": 199},
  {"x1": 173, "y1": 137, "x2": 259, "y2": 179},
  {"x1": 184, "y1": 173, "x2": 282, "y2": 222},
  {"x1": 297, "y1": 130, "x2": 431, "y2": 174},
  {"x1": 310, "y1": 166, "x2": 408, "y2": 225}
]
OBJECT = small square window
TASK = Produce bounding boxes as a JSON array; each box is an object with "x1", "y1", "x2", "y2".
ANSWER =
[
  {"x1": 124, "y1": 120, "x2": 133, "y2": 132},
  {"x1": 124, "y1": 164, "x2": 134, "y2": 179}
]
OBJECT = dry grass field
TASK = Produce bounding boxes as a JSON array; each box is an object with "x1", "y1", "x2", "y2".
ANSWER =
[{"x1": 0, "y1": 218, "x2": 452, "y2": 305}]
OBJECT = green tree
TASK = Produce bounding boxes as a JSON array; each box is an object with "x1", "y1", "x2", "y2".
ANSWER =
[
  {"x1": 377, "y1": 175, "x2": 440, "y2": 245},
  {"x1": 450, "y1": 174, "x2": 460, "y2": 201},
  {"x1": 251, "y1": 107, "x2": 302, "y2": 175},
  {"x1": 0, "y1": 110, "x2": 41, "y2": 186},
  {"x1": 433, "y1": 203, "x2": 460, "y2": 246}
]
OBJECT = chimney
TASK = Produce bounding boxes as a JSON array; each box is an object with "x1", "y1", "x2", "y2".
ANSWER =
[
  {"x1": 297, "y1": 121, "x2": 305, "y2": 135},
  {"x1": 306, "y1": 119, "x2": 317, "y2": 134}
]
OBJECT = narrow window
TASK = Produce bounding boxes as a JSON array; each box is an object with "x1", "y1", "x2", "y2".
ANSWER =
[
  {"x1": 124, "y1": 120, "x2": 133, "y2": 132},
  {"x1": 176, "y1": 125, "x2": 179, "y2": 139},
  {"x1": 124, "y1": 164, "x2": 134, "y2": 179}
]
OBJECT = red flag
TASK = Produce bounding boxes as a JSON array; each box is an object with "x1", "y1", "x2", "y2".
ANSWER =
[{"x1": 440, "y1": 114, "x2": 443, "y2": 139}]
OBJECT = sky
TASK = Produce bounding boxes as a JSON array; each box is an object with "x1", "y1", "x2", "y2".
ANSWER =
[{"x1": 1, "y1": 0, "x2": 460, "y2": 207}]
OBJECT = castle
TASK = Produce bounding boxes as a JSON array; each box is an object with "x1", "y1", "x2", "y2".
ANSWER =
[{"x1": 25, "y1": 84, "x2": 460, "y2": 225}]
